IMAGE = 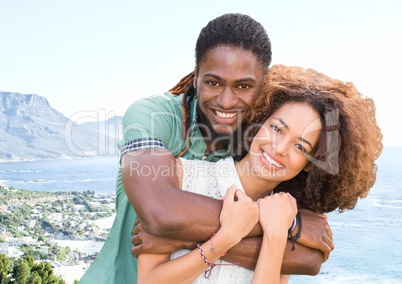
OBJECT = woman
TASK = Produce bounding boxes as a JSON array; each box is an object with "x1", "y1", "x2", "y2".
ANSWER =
[{"x1": 137, "y1": 65, "x2": 383, "y2": 283}]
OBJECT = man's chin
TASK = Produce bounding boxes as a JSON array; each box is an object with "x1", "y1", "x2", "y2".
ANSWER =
[{"x1": 213, "y1": 127, "x2": 235, "y2": 137}]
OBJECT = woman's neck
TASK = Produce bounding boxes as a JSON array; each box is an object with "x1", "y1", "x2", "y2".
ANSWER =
[{"x1": 235, "y1": 157, "x2": 280, "y2": 201}]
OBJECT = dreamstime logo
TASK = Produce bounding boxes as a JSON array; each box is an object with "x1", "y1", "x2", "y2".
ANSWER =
[
  {"x1": 64, "y1": 109, "x2": 123, "y2": 157},
  {"x1": 298, "y1": 109, "x2": 339, "y2": 175},
  {"x1": 125, "y1": 160, "x2": 177, "y2": 181},
  {"x1": 79, "y1": 108, "x2": 340, "y2": 176},
  {"x1": 306, "y1": 109, "x2": 340, "y2": 175},
  {"x1": 120, "y1": 111, "x2": 249, "y2": 158},
  {"x1": 124, "y1": 157, "x2": 287, "y2": 182}
]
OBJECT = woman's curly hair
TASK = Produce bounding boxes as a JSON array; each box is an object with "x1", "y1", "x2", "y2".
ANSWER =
[{"x1": 249, "y1": 64, "x2": 383, "y2": 213}]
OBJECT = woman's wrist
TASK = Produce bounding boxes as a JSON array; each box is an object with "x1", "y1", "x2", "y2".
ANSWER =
[
  {"x1": 288, "y1": 211, "x2": 302, "y2": 251},
  {"x1": 210, "y1": 230, "x2": 239, "y2": 255},
  {"x1": 264, "y1": 228, "x2": 288, "y2": 242},
  {"x1": 197, "y1": 236, "x2": 241, "y2": 279}
]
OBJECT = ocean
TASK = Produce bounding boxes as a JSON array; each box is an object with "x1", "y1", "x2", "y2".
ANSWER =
[
  {"x1": 1, "y1": 148, "x2": 401, "y2": 283},
  {"x1": 0, "y1": 156, "x2": 120, "y2": 194}
]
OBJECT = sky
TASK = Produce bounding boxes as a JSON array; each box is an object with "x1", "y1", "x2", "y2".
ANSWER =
[{"x1": 1, "y1": 0, "x2": 401, "y2": 147}]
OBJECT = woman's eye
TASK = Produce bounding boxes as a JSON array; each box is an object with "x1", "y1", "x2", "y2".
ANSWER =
[
  {"x1": 271, "y1": 125, "x2": 281, "y2": 134},
  {"x1": 295, "y1": 144, "x2": 307, "y2": 153},
  {"x1": 238, "y1": 84, "x2": 251, "y2": 89}
]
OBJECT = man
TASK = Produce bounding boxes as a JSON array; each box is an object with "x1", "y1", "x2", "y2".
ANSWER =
[{"x1": 79, "y1": 13, "x2": 333, "y2": 284}]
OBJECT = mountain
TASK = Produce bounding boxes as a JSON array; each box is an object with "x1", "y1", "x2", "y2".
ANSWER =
[
  {"x1": 0, "y1": 91, "x2": 118, "y2": 161},
  {"x1": 80, "y1": 116, "x2": 123, "y2": 143}
]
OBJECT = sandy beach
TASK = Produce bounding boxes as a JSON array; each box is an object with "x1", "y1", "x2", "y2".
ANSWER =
[
  {"x1": 93, "y1": 214, "x2": 116, "y2": 229},
  {"x1": 53, "y1": 214, "x2": 116, "y2": 283},
  {"x1": 54, "y1": 263, "x2": 89, "y2": 284}
]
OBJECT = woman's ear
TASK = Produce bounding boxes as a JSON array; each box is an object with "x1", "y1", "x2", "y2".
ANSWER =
[{"x1": 303, "y1": 162, "x2": 313, "y2": 172}]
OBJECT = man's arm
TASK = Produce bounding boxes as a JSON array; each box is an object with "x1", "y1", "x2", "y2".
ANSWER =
[
  {"x1": 123, "y1": 148, "x2": 332, "y2": 273},
  {"x1": 123, "y1": 148, "x2": 264, "y2": 240},
  {"x1": 223, "y1": 237, "x2": 324, "y2": 275},
  {"x1": 122, "y1": 148, "x2": 222, "y2": 240},
  {"x1": 131, "y1": 227, "x2": 324, "y2": 275},
  {"x1": 295, "y1": 208, "x2": 334, "y2": 261},
  {"x1": 130, "y1": 211, "x2": 327, "y2": 275}
]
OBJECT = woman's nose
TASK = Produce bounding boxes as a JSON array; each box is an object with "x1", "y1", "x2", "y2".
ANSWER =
[{"x1": 272, "y1": 138, "x2": 289, "y2": 156}]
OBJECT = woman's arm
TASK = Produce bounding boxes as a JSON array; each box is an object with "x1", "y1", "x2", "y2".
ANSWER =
[
  {"x1": 220, "y1": 236, "x2": 324, "y2": 275},
  {"x1": 251, "y1": 193, "x2": 297, "y2": 284},
  {"x1": 138, "y1": 236, "x2": 226, "y2": 284},
  {"x1": 137, "y1": 186, "x2": 258, "y2": 284},
  {"x1": 252, "y1": 234, "x2": 288, "y2": 284}
]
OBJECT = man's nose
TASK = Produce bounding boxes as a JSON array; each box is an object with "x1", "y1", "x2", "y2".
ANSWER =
[{"x1": 217, "y1": 88, "x2": 238, "y2": 109}]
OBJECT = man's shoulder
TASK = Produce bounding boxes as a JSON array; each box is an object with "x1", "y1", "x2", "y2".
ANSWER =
[
  {"x1": 132, "y1": 92, "x2": 183, "y2": 108},
  {"x1": 124, "y1": 92, "x2": 184, "y2": 120}
]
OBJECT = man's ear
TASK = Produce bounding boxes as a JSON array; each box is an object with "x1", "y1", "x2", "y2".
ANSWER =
[{"x1": 193, "y1": 66, "x2": 198, "y2": 88}]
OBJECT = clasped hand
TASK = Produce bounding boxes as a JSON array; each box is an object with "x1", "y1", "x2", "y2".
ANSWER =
[
  {"x1": 218, "y1": 185, "x2": 297, "y2": 246},
  {"x1": 131, "y1": 185, "x2": 297, "y2": 258}
]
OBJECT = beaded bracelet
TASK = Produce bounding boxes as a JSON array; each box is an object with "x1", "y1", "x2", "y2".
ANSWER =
[
  {"x1": 288, "y1": 216, "x2": 297, "y2": 236},
  {"x1": 288, "y1": 211, "x2": 302, "y2": 251},
  {"x1": 197, "y1": 244, "x2": 239, "y2": 279}
]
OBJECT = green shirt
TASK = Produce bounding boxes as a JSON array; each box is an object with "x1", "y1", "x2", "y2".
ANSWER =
[{"x1": 79, "y1": 92, "x2": 230, "y2": 284}]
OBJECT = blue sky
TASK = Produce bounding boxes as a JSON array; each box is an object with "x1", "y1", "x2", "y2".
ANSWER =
[{"x1": 1, "y1": 0, "x2": 401, "y2": 147}]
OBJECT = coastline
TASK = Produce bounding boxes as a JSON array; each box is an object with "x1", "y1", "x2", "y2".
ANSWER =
[
  {"x1": 53, "y1": 214, "x2": 116, "y2": 283},
  {"x1": 0, "y1": 156, "x2": 80, "y2": 163},
  {"x1": 3, "y1": 148, "x2": 401, "y2": 283}
]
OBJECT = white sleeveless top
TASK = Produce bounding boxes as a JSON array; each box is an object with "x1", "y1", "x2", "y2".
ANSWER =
[{"x1": 171, "y1": 157, "x2": 254, "y2": 283}]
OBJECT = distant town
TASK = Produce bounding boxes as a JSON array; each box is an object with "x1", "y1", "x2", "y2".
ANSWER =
[{"x1": 0, "y1": 184, "x2": 115, "y2": 282}]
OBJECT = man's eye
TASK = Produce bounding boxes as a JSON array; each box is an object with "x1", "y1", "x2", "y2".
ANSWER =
[{"x1": 208, "y1": 81, "x2": 219, "y2": 86}]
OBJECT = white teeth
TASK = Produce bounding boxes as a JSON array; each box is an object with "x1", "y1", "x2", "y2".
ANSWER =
[
  {"x1": 215, "y1": 110, "x2": 237, "y2": 118},
  {"x1": 262, "y1": 151, "x2": 284, "y2": 168}
]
